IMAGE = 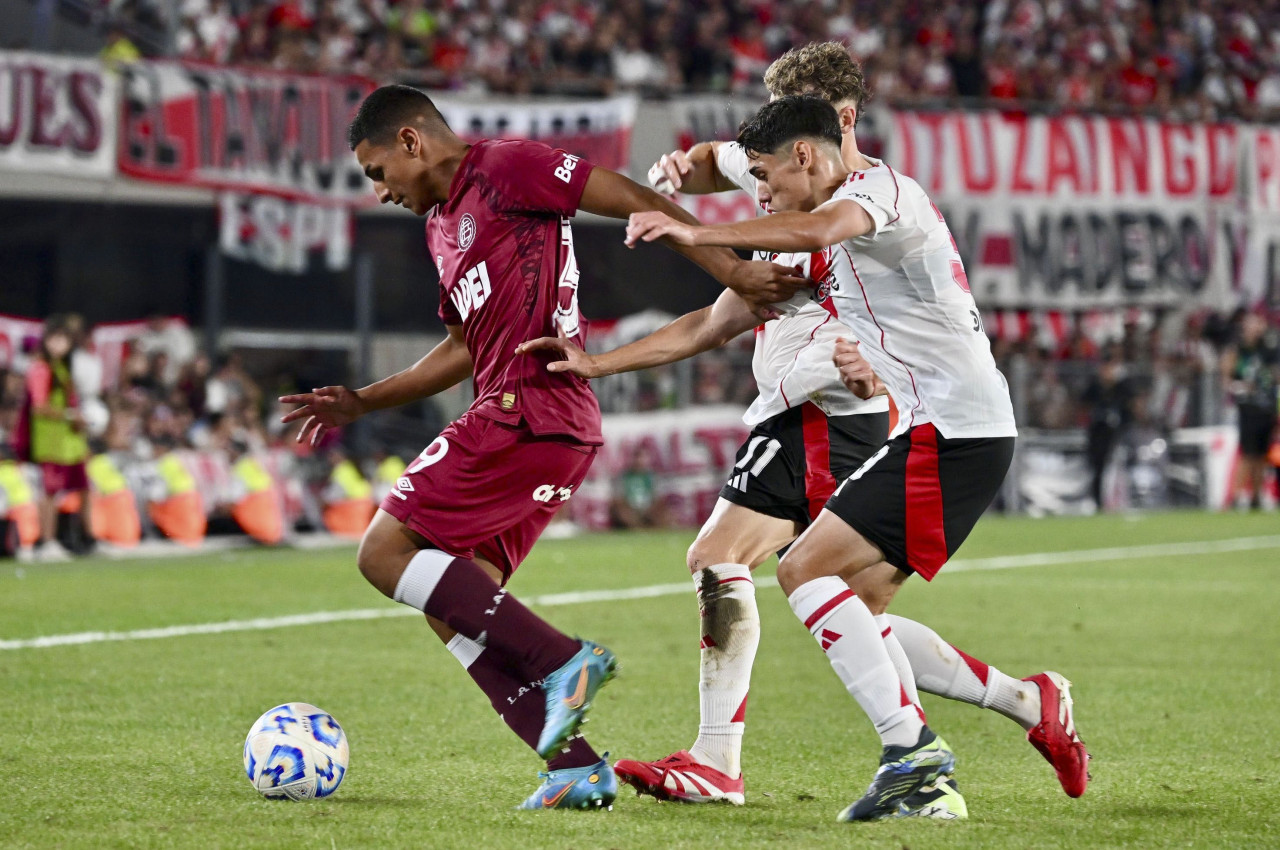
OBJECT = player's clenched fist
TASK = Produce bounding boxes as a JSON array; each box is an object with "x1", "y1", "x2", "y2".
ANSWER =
[
  {"x1": 832, "y1": 338, "x2": 882, "y2": 400},
  {"x1": 647, "y1": 150, "x2": 694, "y2": 195}
]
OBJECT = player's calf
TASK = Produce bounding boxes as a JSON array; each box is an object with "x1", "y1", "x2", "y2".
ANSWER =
[{"x1": 537, "y1": 640, "x2": 618, "y2": 759}]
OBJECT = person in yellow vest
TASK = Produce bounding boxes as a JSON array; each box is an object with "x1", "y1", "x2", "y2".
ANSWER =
[
  {"x1": 86, "y1": 452, "x2": 141, "y2": 548},
  {"x1": 0, "y1": 450, "x2": 40, "y2": 559},
  {"x1": 372, "y1": 450, "x2": 406, "y2": 503},
  {"x1": 229, "y1": 440, "x2": 285, "y2": 545},
  {"x1": 16, "y1": 318, "x2": 92, "y2": 561},
  {"x1": 148, "y1": 441, "x2": 206, "y2": 546},
  {"x1": 322, "y1": 449, "x2": 376, "y2": 538},
  {"x1": 99, "y1": 25, "x2": 142, "y2": 69}
]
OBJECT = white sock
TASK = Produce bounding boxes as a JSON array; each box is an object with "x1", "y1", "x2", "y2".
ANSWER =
[
  {"x1": 875, "y1": 614, "x2": 924, "y2": 720},
  {"x1": 789, "y1": 577, "x2": 923, "y2": 748},
  {"x1": 688, "y1": 564, "x2": 758, "y2": 778},
  {"x1": 888, "y1": 615, "x2": 1040, "y2": 730},
  {"x1": 392, "y1": 549, "x2": 455, "y2": 610},
  {"x1": 445, "y1": 633, "x2": 485, "y2": 669}
]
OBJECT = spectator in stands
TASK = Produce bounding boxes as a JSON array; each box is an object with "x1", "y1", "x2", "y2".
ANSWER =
[
  {"x1": 610, "y1": 444, "x2": 671, "y2": 530},
  {"x1": 1222, "y1": 312, "x2": 1279, "y2": 510},
  {"x1": 16, "y1": 317, "x2": 93, "y2": 560},
  {"x1": 76, "y1": 0, "x2": 1280, "y2": 121},
  {"x1": 1082, "y1": 355, "x2": 1137, "y2": 512},
  {"x1": 205, "y1": 353, "x2": 261, "y2": 418},
  {"x1": 134, "y1": 314, "x2": 196, "y2": 386},
  {"x1": 64, "y1": 314, "x2": 109, "y2": 439},
  {"x1": 100, "y1": 24, "x2": 142, "y2": 68}
]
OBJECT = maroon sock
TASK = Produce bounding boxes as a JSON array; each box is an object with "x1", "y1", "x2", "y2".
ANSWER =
[
  {"x1": 424, "y1": 556, "x2": 580, "y2": 680},
  {"x1": 463, "y1": 643, "x2": 601, "y2": 770}
]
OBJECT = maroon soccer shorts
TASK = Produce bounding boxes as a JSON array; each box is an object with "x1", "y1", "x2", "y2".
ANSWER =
[
  {"x1": 40, "y1": 462, "x2": 89, "y2": 497},
  {"x1": 380, "y1": 411, "x2": 597, "y2": 579}
]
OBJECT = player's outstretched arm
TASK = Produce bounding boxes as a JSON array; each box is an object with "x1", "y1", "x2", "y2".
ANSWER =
[
  {"x1": 627, "y1": 199, "x2": 875, "y2": 254},
  {"x1": 578, "y1": 167, "x2": 808, "y2": 312},
  {"x1": 517, "y1": 288, "x2": 760, "y2": 378},
  {"x1": 280, "y1": 325, "x2": 472, "y2": 446},
  {"x1": 647, "y1": 143, "x2": 737, "y2": 195}
]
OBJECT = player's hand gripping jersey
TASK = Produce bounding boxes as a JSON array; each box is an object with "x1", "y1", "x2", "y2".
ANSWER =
[
  {"x1": 428, "y1": 139, "x2": 602, "y2": 444},
  {"x1": 806, "y1": 160, "x2": 1017, "y2": 440},
  {"x1": 713, "y1": 143, "x2": 888, "y2": 427}
]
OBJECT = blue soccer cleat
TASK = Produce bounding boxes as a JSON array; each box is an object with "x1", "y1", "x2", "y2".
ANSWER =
[
  {"x1": 535, "y1": 640, "x2": 618, "y2": 760},
  {"x1": 838, "y1": 727, "x2": 957, "y2": 822},
  {"x1": 517, "y1": 756, "x2": 617, "y2": 810}
]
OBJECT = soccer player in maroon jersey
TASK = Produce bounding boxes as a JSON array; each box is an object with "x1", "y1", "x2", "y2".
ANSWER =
[{"x1": 279, "y1": 85, "x2": 807, "y2": 810}]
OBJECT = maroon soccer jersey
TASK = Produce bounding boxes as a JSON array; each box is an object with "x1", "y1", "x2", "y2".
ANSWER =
[{"x1": 427, "y1": 139, "x2": 602, "y2": 445}]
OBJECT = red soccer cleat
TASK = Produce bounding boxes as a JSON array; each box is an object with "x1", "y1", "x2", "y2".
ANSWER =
[
  {"x1": 1024, "y1": 671, "x2": 1090, "y2": 798},
  {"x1": 613, "y1": 751, "x2": 745, "y2": 805}
]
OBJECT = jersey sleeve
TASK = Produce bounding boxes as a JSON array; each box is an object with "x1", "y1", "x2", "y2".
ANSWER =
[
  {"x1": 820, "y1": 169, "x2": 901, "y2": 238},
  {"x1": 438, "y1": 277, "x2": 461, "y2": 325},
  {"x1": 714, "y1": 142, "x2": 759, "y2": 197},
  {"x1": 487, "y1": 140, "x2": 595, "y2": 216}
]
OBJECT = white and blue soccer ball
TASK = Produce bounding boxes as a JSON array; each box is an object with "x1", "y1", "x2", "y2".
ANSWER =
[{"x1": 243, "y1": 702, "x2": 349, "y2": 800}]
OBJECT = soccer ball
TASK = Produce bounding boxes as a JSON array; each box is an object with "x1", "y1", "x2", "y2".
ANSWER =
[{"x1": 243, "y1": 702, "x2": 349, "y2": 800}]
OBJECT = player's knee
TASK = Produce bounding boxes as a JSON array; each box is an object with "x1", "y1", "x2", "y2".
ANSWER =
[
  {"x1": 356, "y1": 534, "x2": 404, "y2": 598},
  {"x1": 686, "y1": 538, "x2": 728, "y2": 573},
  {"x1": 687, "y1": 531, "x2": 764, "y2": 572},
  {"x1": 774, "y1": 552, "x2": 812, "y2": 596}
]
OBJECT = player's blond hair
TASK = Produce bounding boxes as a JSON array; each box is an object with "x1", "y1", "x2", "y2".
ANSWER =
[{"x1": 764, "y1": 42, "x2": 870, "y2": 124}]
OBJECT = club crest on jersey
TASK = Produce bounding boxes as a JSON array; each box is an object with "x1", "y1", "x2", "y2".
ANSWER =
[
  {"x1": 810, "y1": 247, "x2": 838, "y2": 303},
  {"x1": 458, "y1": 214, "x2": 476, "y2": 249}
]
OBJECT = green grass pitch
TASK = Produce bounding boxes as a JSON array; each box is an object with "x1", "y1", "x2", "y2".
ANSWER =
[{"x1": 2, "y1": 511, "x2": 1278, "y2": 849}]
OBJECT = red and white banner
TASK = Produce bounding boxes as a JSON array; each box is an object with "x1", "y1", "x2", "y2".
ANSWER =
[
  {"x1": 567, "y1": 406, "x2": 750, "y2": 530},
  {"x1": 116, "y1": 61, "x2": 376, "y2": 203},
  {"x1": 883, "y1": 111, "x2": 1280, "y2": 310},
  {"x1": 433, "y1": 95, "x2": 636, "y2": 172},
  {"x1": 663, "y1": 102, "x2": 1280, "y2": 309},
  {"x1": 0, "y1": 51, "x2": 116, "y2": 179},
  {"x1": 111, "y1": 60, "x2": 636, "y2": 200}
]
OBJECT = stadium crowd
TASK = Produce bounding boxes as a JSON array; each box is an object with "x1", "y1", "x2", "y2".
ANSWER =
[
  {"x1": 0, "y1": 304, "x2": 1276, "y2": 557},
  {"x1": 76, "y1": 0, "x2": 1280, "y2": 120},
  {"x1": 0, "y1": 315, "x2": 395, "y2": 560}
]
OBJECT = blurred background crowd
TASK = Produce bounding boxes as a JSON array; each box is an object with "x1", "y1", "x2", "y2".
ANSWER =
[
  {"x1": 6, "y1": 300, "x2": 1272, "y2": 560},
  {"x1": 0, "y1": 315, "x2": 400, "y2": 560},
  {"x1": 57, "y1": 0, "x2": 1280, "y2": 120},
  {"x1": 599, "y1": 305, "x2": 1280, "y2": 515}
]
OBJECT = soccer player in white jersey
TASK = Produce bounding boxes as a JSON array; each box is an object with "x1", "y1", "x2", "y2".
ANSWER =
[
  {"x1": 524, "y1": 44, "x2": 1088, "y2": 817},
  {"x1": 624, "y1": 92, "x2": 1090, "y2": 821}
]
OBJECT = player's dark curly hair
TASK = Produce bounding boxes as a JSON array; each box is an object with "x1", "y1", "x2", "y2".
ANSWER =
[
  {"x1": 736, "y1": 95, "x2": 843, "y2": 160},
  {"x1": 764, "y1": 42, "x2": 871, "y2": 126},
  {"x1": 347, "y1": 84, "x2": 451, "y2": 150}
]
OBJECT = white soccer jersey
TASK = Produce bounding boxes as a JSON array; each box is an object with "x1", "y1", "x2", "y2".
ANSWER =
[
  {"x1": 714, "y1": 143, "x2": 887, "y2": 427},
  {"x1": 812, "y1": 160, "x2": 1017, "y2": 439}
]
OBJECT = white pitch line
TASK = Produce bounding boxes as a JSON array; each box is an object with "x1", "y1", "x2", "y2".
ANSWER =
[{"x1": 4, "y1": 534, "x2": 1279, "y2": 651}]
